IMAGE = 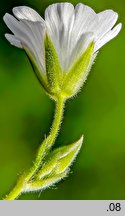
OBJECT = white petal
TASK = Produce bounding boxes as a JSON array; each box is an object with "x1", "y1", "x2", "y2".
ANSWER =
[
  {"x1": 21, "y1": 20, "x2": 45, "y2": 71},
  {"x1": 3, "y1": 13, "x2": 33, "y2": 52},
  {"x1": 67, "y1": 3, "x2": 98, "y2": 69},
  {"x1": 95, "y1": 23, "x2": 122, "y2": 51},
  {"x1": 45, "y1": 3, "x2": 74, "y2": 32},
  {"x1": 3, "y1": 13, "x2": 46, "y2": 72},
  {"x1": 12, "y1": 6, "x2": 43, "y2": 22},
  {"x1": 68, "y1": 32, "x2": 94, "y2": 70},
  {"x1": 3, "y1": 3, "x2": 122, "y2": 74},
  {"x1": 4, "y1": 13, "x2": 24, "y2": 35},
  {"x1": 72, "y1": 3, "x2": 98, "y2": 40},
  {"x1": 5, "y1": 33, "x2": 22, "y2": 48},
  {"x1": 96, "y1": 10, "x2": 118, "y2": 38},
  {"x1": 45, "y1": 3, "x2": 75, "y2": 71},
  {"x1": 72, "y1": 4, "x2": 121, "y2": 53},
  {"x1": 3, "y1": 13, "x2": 35, "y2": 54}
]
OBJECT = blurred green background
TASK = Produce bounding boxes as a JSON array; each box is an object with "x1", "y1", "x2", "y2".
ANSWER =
[{"x1": 0, "y1": 0, "x2": 125, "y2": 200}]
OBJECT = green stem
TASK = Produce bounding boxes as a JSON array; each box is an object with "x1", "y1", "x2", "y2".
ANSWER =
[{"x1": 4, "y1": 95, "x2": 65, "y2": 200}]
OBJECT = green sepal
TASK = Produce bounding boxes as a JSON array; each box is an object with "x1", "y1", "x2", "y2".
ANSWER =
[
  {"x1": 24, "y1": 48, "x2": 50, "y2": 94},
  {"x1": 62, "y1": 42, "x2": 95, "y2": 98},
  {"x1": 44, "y1": 34, "x2": 63, "y2": 94}
]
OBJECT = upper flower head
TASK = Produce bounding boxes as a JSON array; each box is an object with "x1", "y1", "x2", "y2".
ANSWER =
[{"x1": 3, "y1": 3, "x2": 122, "y2": 98}]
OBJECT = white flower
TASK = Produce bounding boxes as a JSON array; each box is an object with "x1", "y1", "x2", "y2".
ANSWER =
[{"x1": 3, "y1": 3, "x2": 122, "y2": 97}]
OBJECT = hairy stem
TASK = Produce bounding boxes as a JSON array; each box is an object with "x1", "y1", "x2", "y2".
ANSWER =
[{"x1": 4, "y1": 95, "x2": 65, "y2": 200}]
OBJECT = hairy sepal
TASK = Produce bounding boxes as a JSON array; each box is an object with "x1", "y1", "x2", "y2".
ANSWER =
[
  {"x1": 25, "y1": 48, "x2": 49, "y2": 94},
  {"x1": 44, "y1": 34, "x2": 63, "y2": 94},
  {"x1": 62, "y1": 42, "x2": 95, "y2": 98}
]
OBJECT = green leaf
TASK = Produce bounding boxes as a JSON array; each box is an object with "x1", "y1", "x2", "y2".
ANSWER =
[
  {"x1": 36, "y1": 152, "x2": 58, "y2": 179},
  {"x1": 44, "y1": 34, "x2": 63, "y2": 94},
  {"x1": 24, "y1": 171, "x2": 68, "y2": 192},
  {"x1": 62, "y1": 42, "x2": 95, "y2": 97},
  {"x1": 37, "y1": 135, "x2": 83, "y2": 179},
  {"x1": 23, "y1": 136, "x2": 83, "y2": 192}
]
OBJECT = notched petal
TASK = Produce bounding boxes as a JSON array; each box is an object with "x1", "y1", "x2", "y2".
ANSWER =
[
  {"x1": 95, "y1": 23, "x2": 122, "y2": 51},
  {"x1": 12, "y1": 6, "x2": 44, "y2": 22},
  {"x1": 5, "y1": 33, "x2": 22, "y2": 48}
]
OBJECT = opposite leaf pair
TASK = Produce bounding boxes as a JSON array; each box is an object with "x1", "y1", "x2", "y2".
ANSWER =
[{"x1": 23, "y1": 136, "x2": 83, "y2": 192}]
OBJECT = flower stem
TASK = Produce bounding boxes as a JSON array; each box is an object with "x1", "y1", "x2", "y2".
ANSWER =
[{"x1": 4, "y1": 95, "x2": 65, "y2": 200}]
